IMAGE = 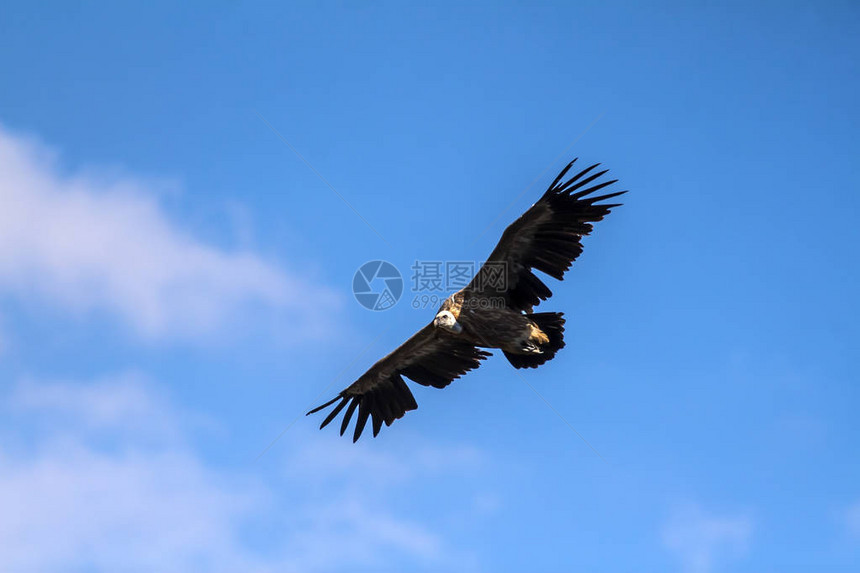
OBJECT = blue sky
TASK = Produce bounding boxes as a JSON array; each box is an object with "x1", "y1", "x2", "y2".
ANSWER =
[{"x1": 1, "y1": 1, "x2": 858, "y2": 571}]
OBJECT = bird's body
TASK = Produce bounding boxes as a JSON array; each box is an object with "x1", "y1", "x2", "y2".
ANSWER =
[
  {"x1": 308, "y1": 159, "x2": 625, "y2": 441},
  {"x1": 436, "y1": 291, "x2": 561, "y2": 360}
]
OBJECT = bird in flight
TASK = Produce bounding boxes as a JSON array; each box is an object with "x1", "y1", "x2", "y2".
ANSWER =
[{"x1": 308, "y1": 159, "x2": 625, "y2": 441}]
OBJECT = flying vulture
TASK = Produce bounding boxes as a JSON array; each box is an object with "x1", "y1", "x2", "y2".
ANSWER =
[{"x1": 308, "y1": 159, "x2": 625, "y2": 441}]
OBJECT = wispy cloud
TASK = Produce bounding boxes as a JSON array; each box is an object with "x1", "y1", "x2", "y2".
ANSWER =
[
  {"x1": 661, "y1": 503, "x2": 753, "y2": 573},
  {"x1": 846, "y1": 500, "x2": 860, "y2": 541},
  {"x1": 0, "y1": 125, "x2": 339, "y2": 342},
  {"x1": 0, "y1": 315, "x2": 7, "y2": 356},
  {"x1": 9, "y1": 372, "x2": 204, "y2": 441},
  {"x1": 0, "y1": 375, "x2": 271, "y2": 572},
  {"x1": 278, "y1": 434, "x2": 487, "y2": 571},
  {"x1": 0, "y1": 374, "x2": 487, "y2": 572}
]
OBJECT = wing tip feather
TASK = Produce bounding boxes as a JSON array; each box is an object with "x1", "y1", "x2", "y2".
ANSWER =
[{"x1": 306, "y1": 395, "x2": 341, "y2": 415}]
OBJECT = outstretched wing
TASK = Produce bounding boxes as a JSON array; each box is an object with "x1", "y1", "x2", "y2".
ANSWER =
[
  {"x1": 466, "y1": 159, "x2": 625, "y2": 311},
  {"x1": 307, "y1": 323, "x2": 491, "y2": 442}
]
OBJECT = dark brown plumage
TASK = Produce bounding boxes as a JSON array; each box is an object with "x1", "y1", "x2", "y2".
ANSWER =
[{"x1": 307, "y1": 158, "x2": 625, "y2": 441}]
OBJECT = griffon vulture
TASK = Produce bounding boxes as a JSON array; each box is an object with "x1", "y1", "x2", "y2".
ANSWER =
[{"x1": 308, "y1": 159, "x2": 624, "y2": 441}]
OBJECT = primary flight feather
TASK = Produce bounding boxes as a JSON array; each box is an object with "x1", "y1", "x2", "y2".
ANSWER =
[{"x1": 307, "y1": 159, "x2": 625, "y2": 441}]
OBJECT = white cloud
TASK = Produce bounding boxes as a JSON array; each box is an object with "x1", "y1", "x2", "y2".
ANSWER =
[
  {"x1": 9, "y1": 372, "x2": 205, "y2": 441},
  {"x1": 0, "y1": 375, "x2": 485, "y2": 572},
  {"x1": 0, "y1": 442, "x2": 270, "y2": 573},
  {"x1": 662, "y1": 503, "x2": 753, "y2": 573},
  {"x1": 0, "y1": 125, "x2": 339, "y2": 341},
  {"x1": 0, "y1": 375, "x2": 271, "y2": 572},
  {"x1": 278, "y1": 434, "x2": 486, "y2": 571}
]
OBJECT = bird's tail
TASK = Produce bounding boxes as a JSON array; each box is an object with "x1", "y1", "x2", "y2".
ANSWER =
[{"x1": 504, "y1": 312, "x2": 566, "y2": 369}]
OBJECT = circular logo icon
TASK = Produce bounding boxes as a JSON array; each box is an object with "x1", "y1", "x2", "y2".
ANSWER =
[{"x1": 352, "y1": 260, "x2": 403, "y2": 311}]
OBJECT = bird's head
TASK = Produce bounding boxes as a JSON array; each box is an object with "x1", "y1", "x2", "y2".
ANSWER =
[{"x1": 434, "y1": 310, "x2": 462, "y2": 334}]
